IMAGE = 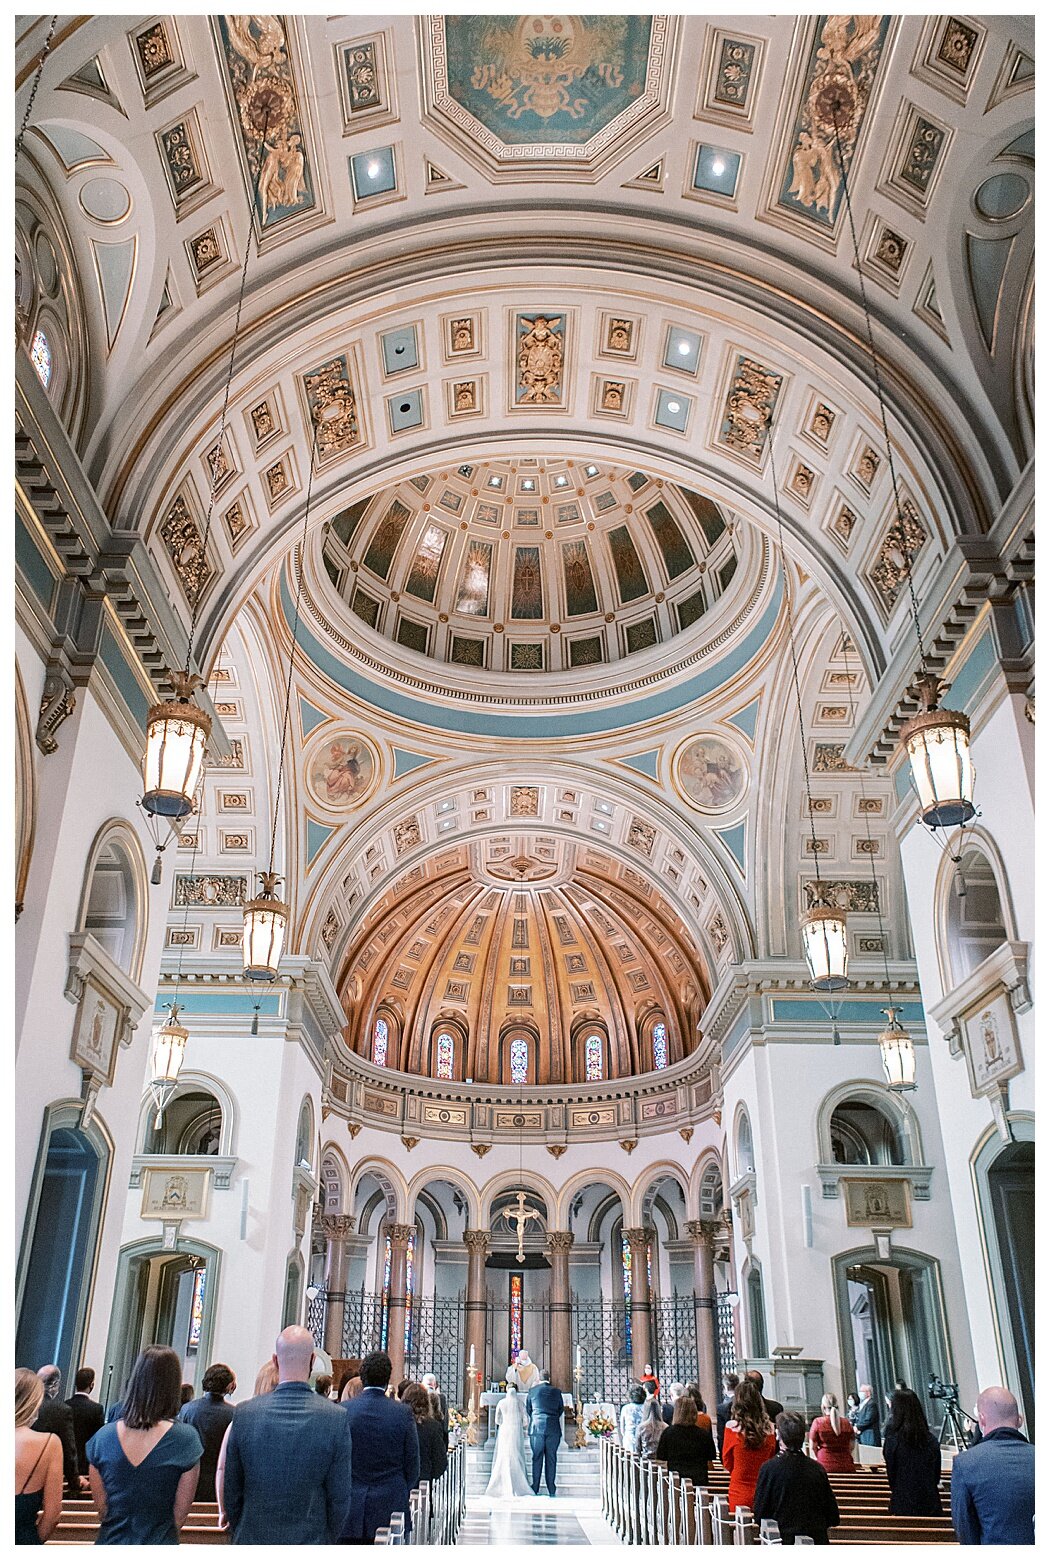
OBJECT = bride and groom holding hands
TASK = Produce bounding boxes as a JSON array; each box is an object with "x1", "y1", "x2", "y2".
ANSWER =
[{"x1": 485, "y1": 1351, "x2": 566, "y2": 1499}]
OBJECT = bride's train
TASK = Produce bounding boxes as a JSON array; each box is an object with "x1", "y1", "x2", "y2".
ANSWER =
[{"x1": 485, "y1": 1384, "x2": 534, "y2": 1498}]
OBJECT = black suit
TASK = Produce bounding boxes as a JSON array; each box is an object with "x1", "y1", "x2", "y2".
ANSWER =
[
  {"x1": 526, "y1": 1383, "x2": 564, "y2": 1496},
  {"x1": 763, "y1": 1396, "x2": 785, "y2": 1423},
  {"x1": 753, "y1": 1450, "x2": 841, "y2": 1544},
  {"x1": 66, "y1": 1393, "x2": 104, "y2": 1478},
  {"x1": 33, "y1": 1397, "x2": 80, "y2": 1491},
  {"x1": 179, "y1": 1392, "x2": 235, "y2": 1501},
  {"x1": 716, "y1": 1395, "x2": 733, "y2": 1459}
]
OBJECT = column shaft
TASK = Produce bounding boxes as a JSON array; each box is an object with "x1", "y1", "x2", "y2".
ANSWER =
[
  {"x1": 546, "y1": 1230, "x2": 574, "y2": 1398},
  {"x1": 385, "y1": 1222, "x2": 414, "y2": 1386},
  {"x1": 624, "y1": 1227, "x2": 654, "y2": 1378},
  {"x1": 686, "y1": 1219, "x2": 720, "y2": 1413},
  {"x1": 463, "y1": 1230, "x2": 489, "y2": 1409},
  {"x1": 320, "y1": 1214, "x2": 355, "y2": 1359}
]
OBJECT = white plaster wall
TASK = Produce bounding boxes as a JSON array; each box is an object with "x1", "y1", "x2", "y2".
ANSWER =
[{"x1": 721, "y1": 1036, "x2": 977, "y2": 1408}]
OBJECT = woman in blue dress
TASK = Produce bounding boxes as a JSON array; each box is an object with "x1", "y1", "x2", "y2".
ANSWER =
[
  {"x1": 86, "y1": 1347, "x2": 202, "y2": 1544},
  {"x1": 15, "y1": 1370, "x2": 63, "y2": 1544}
]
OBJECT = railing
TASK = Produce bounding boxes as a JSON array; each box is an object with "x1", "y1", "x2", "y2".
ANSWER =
[{"x1": 373, "y1": 1441, "x2": 466, "y2": 1545}]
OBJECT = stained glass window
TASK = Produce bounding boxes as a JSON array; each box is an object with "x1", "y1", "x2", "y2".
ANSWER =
[
  {"x1": 435, "y1": 1030, "x2": 454, "y2": 1079},
  {"x1": 509, "y1": 1273, "x2": 523, "y2": 1359},
  {"x1": 30, "y1": 329, "x2": 52, "y2": 388},
  {"x1": 652, "y1": 1020, "x2": 668, "y2": 1070},
  {"x1": 621, "y1": 1233, "x2": 632, "y2": 1352},
  {"x1": 188, "y1": 1266, "x2": 206, "y2": 1350},
  {"x1": 373, "y1": 1016, "x2": 388, "y2": 1067},
  {"x1": 584, "y1": 1033, "x2": 603, "y2": 1081},
  {"x1": 509, "y1": 1035, "x2": 528, "y2": 1083},
  {"x1": 380, "y1": 1232, "x2": 392, "y2": 1348}
]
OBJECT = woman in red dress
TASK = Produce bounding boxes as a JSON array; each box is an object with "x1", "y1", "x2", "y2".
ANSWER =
[
  {"x1": 721, "y1": 1380, "x2": 776, "y2": 1512},
  {"x1": 809, "y1": 1393, "x2": 857, "y2": 1472}
]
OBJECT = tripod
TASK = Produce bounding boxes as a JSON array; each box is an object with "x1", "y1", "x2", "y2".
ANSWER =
[{"x1": 935, "y1": 1394, "x2": 977, "y2": 1451}]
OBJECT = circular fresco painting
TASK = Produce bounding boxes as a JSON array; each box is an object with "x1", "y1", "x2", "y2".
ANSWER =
[
  {"x1": 305, "y1": 731, "x2": 378, "y2": 811},
  {"x1": 674, "y1": 733, "x2": 748, "y2": 814}
]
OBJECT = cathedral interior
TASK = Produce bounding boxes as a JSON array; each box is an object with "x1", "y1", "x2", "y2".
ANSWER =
[{"x1": 15, "y1": 11, "x2": 1034, "y2": 1536}]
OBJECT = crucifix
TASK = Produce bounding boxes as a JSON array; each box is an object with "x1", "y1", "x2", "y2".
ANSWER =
[{"x1": 503, "y1": 1190, "x2": 543, "y2": 1263}]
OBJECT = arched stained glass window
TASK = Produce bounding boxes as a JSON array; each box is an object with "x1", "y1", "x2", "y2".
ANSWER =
[
  {"x1": 585, "y1": 1033, "x2": 603, "y2": 1081},
  {"x1": 435, "y1": 1030, "x2": 454, "y2": 1079},
  {"x1": 372, "y1": 1017, "x2": 389, "y2": 1067},
  {"x1": 652, "y1": 1020, "x2": 668, "y2": 1070},
  {"x1": 509, "y1": 1035, "x2": 528, "y2": 1083},
  {"x1": 30, "y1": 329, "x2": 52, "y2": 388},
  {"x1": 621, "y1": 1233, "x2": 632, "y2": 1351}
]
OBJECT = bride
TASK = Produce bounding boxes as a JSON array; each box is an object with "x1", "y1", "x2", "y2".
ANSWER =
[{"x1": 485, "y1": 1383, "x2": 532, "y2": 1497}]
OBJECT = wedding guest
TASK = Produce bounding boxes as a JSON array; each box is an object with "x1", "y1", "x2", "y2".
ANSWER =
[
  {"x1": 421, "y1": 1373, "x2": 449, "y2": 1437},
  {"x1": 179, "y1": 1363, "x2": 236, "y2": 1502},
  {"x1": 809, "y1": 1393, "x2": 856, "y2": 1473},
  {"x1": 179, "y1": 1385, "x2": 194, "y2": 1408},
  {"x1": 403, "y1": 1383, "x2": 448, "y2": 1487},
  {"x1": 215, "y1": 1358, "x2": 277, "y2": 1527},
  {"x1": 663, "y1": 1382, "x2": 684, "y2": 1427},
  {"x1": 620, "y1": 1385, "x2": 646, "y2": 1453},
  {"x1": 341, "y1": 1351, "x2": 419, "y2": 1543},
  {"x1": 637, "y1": 1393, "x2": 665, "y2": 1459},
  {"x1": 746, "y1": 1368, "x2": 784, "y2": 1422},
  {"x1": 337, "y1": 1360, "x2": 363, "y2": 1400},
  {"x1": 950, "y1": 1386, "x2": 1034, "y2": 1544},
  {"x1": 716, "y1": 1372, "x2": 740, "y2": 1459},
  {"x1": 315, "y1": 1375, "x2": 334, "y2": 1399},
  {"x1": 883, "y1": 1389, "x2": 943, "y2": 1517},
  {"x1": 722, "y1": 1380, "x2": 776, "y2": 1512},
  {"x1": 853, "y1": 1384, "x2": 881, "y2": 1446},
  {"x1": 640, "y1": 1364, "x2": 661, "y2": 1396},
  {"x1": 31, "y1": 1367, "x2": 80, "y2": 1495},
  {"x1": 66, "y1": 1368, "x2": 104, "y2": 1479},
  {"x1": 685, "y1": 1383, "x2": 714, "y2": 1435},
  {"x1": 86, "y1": 1346, "x2": 203, "y2": 1544},
  {"x1": 341, "y1": 1377, "x2": 364, "y2": 1403},
  {"x1": 656, "y1": 1391, "x2": 717, "y2": 1486},
  {"x1": 15, "y1": 1369, "x2": 63, "y2": 1545},
  {"x1": 753, "y1": 1412, "x2": 840, "y2": 1544},
  {"x1": 222, "y1": 1327, "x2": 351, "y2": 1544}
]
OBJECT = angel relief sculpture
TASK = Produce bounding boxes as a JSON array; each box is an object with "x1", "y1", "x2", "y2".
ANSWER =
[
  {"x1": 517, "y1": 315, "x2": 564, "y2": 404},
  {"x1": 222, "y1": 15, "x2": 310, "y2": 223}
]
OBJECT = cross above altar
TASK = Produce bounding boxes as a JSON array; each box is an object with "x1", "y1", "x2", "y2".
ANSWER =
[{"x1": 502, "y1": 1189, "x2": 544, "y2": 1263}]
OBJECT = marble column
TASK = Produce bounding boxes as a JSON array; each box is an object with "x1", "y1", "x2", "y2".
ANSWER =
[
  {"x1": 463, "y1": 1229, "x2": 489, "y2": 1409},
  {"x1": 319, "y1": 1213, "x2": 355, "y2": 1359},
  {"x1": 623, "y1": 1227, "x2": 654, "y2": 1378},
  {"x1": 385, "y1": 1222, "x2": 414, "y2": 1385},
  {"x1": 546, "y1": 1230, "x2": 574, "y2": 1397},
  {"x1": 686, "y1": 1218, "x2": 720, "y2": 1413}
]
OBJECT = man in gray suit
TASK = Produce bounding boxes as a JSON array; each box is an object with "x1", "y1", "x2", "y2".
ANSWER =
[
  {"x1": 951, "y1": 1387, "x2": 1035, "y2": 1545},
  {"x1": 526, "y1": 1371, "x2": 565, "y2": 1497},
  {"x1": 222, "y1": 1326, "x2": 352, "y2": 1544}
]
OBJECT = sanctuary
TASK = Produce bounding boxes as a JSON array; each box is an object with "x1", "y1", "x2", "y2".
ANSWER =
[{"x1": 15, "y1": 11, "x2": 1033, "y2": 1545}]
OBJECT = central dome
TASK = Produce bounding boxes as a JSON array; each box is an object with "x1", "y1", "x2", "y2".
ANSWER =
[
  {"x1": 320, "y1": 457, "x2": 738, "y2": 674},
  {"x1": 339, "y1": 836, "x2": 710, "y2": 1085}
]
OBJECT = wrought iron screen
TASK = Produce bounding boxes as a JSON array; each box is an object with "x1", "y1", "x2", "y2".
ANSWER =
[
  {"x1": 653, "y1": 1294, "x2": 699, "y2": 1386},
  {"x1": 570, "y1": 1296, "x2": 631, "y2": 1406},
  {"x1": 306, "y1": 1286, "x2": 326, "y2": 1349},
  {"x1": 717, "y1": 1293, "x2": 738, "y2": 1378}
]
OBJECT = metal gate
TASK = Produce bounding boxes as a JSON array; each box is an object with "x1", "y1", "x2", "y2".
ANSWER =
[
  {"x1": 717, "y1": 1293, "x2": 738, "y2": 1379},
  {"x1": 340, "y1": 1286, "x2": 384, "y2": 1361},
  {"x1": 406, "y1": 1296, "x2": 465, "y2": 1402},
  {"x1": 653, "y1": 1295, "x2": 699, "y2": 1387},
  {"x1": 571, "y1": 1296, "x2": 632, "y2": 1406}
]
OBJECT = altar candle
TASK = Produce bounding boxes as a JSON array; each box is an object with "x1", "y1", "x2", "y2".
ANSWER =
[
  {"x1": 576, "y1": 1344, "x2": 581, "y2": 1370},
  {"x1": 469, "y1": 1344, "x2": 475, "y2": 1367}
]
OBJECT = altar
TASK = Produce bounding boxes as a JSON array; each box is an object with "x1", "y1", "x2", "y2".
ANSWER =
[{"x1": 479, "y1": 1389, "x2": 574, "y2": 1446}]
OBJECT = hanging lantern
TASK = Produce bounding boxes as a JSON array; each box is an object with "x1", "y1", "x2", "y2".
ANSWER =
[
  {"x1": 878, "y1": 1005, "x2": 917, "y2": 1091},
  {"x1": 142, "y1": 671, "x2": 211, "y2": 819},
  {"x1": 899, "y1": 673, "x2": 975, "y2": 829},
  {"x1": 800, "y1": 904, "x2": 849, "y2": 992},
  {"x1": 243, "y1": 871, "x2": 289, "y2": 982},
  {"x1": 150, "y1": 1004, "x2": 189, "y2": 1127}
]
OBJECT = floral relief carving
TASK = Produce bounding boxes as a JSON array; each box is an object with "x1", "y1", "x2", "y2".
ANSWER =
[{"x1": 159, "y1": 494, "x2": 213, "y2": 602}]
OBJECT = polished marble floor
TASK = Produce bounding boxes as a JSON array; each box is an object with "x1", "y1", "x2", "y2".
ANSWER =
[{"x1": 457, "y1": 1493, "x2": 620, "y2": 1546}]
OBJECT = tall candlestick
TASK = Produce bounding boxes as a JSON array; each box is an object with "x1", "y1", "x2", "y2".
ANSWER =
[
  {"x1": 469, "y1": 1344, "x2": 475, "y2": 1367},
  {"x1": 576, "y1": 1343, "x2": 581, "y2": 1369}
]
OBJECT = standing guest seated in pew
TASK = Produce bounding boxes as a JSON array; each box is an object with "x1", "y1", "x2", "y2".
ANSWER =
[
  {"x1": 31, "y1": 1367, "x2": 81, "y2": 1495},
  {"x1": 853, "y1": 1383, "x2": 881, "y2": 1446},
  {"x1": 66, "y1": 1367, "x2": 105, "y2": 1481},
  {"x1": 746, "y1": 1369, "x2": 784, "y2": 1423},
  {"x1": 753, "y1": 1412, "x2": 840, "y2": 1545},
  {"x1": 86, "y1": 1346, "x2": 203, "y2": 1544},
  {"x1": 808, "y1": 1394, "x2": 856, "y2": 1473},
  {"x1": 620, "y1": 1385, "x2": 646, "y2": 1454},
  {"x1": 179, "y1": 1363, "x2": 236, "y2": 1504},
  {"x1": 883, "y1": 1389, "x2": 942, "y2": 1517},
  {"x1": 402, "y1": 1382, "x2": 448, "y2": 1488},
  {"x1": 215, "y1": 1358, "x2": 278, "y2": 1527},
  {"x1": 951, "y1": 1387, "x2": 1035, "y2": 1545},
  {"x1": 722, "y1": 1380, "x2": 776, "y2": 1512},
  {"x1": 684, "y1": 1384, "x2": 713, "y2": 1436},
  {"x1": 655, "y1": 1391, "x2": 717, "y2": 1486},
  {"x1": 341, "y1": 1351, "x2": 420, "y2": 1544},
  {"x1": 15, "y1": 1369, "x2": 64, "y2": 1545},
  {"x1": 716, "y1": 1373, "x2": 740, "y2": 1460},
  {"x1": 637, "y1": 1393, "x2": 666, "y2": 1460}
]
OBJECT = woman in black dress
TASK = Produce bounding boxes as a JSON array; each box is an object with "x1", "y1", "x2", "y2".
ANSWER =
[
  {"x1": 655, "y1": 1393, "x2": 718, "y2": 1486},
  {"x1": 402, "y1": 1383, "x2": 448, "y2": 1487},
  {"x1": 883, "y1": 1389, "x2": 943, "y2": 1516}
]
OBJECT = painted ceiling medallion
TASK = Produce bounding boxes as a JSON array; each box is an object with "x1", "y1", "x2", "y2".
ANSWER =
[
  {"x1": 420, "y1": 14, "x2": 677, "y2": 179},
  {"x1": 673, "y1": 733, "x2": 749, "y2": 815},
  {"x1": 305, "y1": 729, "x2": 379, "y2": 812}
]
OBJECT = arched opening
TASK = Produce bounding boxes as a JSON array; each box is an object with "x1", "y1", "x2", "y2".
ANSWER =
[
  {"x1": 283, "y1": 1253, "x2": 305, "y2": 1329},
  {"x1": 143, "y1": 1089, "x2": 223, "y2": 1156},
  {"x1": 736, "y1": 1109, "x2": 755, "y2": 1176},
  {"x1": 833, "y1": 1247, "x2": 953, "y2": 1430},
  {"x1": 16, "y1": 1111, "x2": 110, "y2": 1384},
  {"x1": 745, "y1": 1260, "x2": 769, "y2": 1360},
  {"x1": 945, "y1": 847, "x2": 1009, "y2": 986},
  {"x1": 294, "y1": 1099, "x2": 314, "y2": 1171},
  {"x1": 82, "y1": 835, "x2": 142, "y2": 977},
  {"x1": 974, "y1": 1129, "x2": 1034, "y2": 1437},
  {"x1": 500, "y1": 1024, "x2": 538, "y2": 1085},
  {"x1": 427, "y1": 1018, "x2": 465, "y2": 1081},
  {"x1": 830, "y1": 1099, "x2": 908, "y2": 1166},
  {"x1": 103, "y1": 1239, "x2": 221, "y2": 1405}
]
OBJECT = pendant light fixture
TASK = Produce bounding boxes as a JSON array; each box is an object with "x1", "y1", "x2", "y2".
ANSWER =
[
  {"x1": 827, "y1": 99, "x2": 975, "y2": 830},
  {"x1": 877, "y1": 1005, "x2": 916, "y2": 1092},
  {"x1": 149, "y1": 1003, "x2": 189, "y2": 1128}
]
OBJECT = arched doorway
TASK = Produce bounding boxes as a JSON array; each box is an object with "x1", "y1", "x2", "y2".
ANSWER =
[
  {"x1": 974, "y1": 1125, "x2": 1034, "y2": 1437},
  {"x1": 102, "y1": 1238, "x2": 221, "y2": 1408},
  {"x1": 832, "y1": 1247, "x2": 953, "y2": 1429}
]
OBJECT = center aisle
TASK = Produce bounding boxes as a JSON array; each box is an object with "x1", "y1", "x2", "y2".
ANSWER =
[{"x1": 456, "y1": 1444, "x2": 621, "y2": 1546}]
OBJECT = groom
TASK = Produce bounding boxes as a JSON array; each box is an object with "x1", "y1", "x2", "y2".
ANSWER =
[{"x1": 526, "y1": 1371, "x2": 564, "y2": 1497}]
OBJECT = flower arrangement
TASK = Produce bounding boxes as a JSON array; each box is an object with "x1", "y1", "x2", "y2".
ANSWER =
[
  {"x1": 586, "y1": 1411, "x2": 615, "y2": 1439},
  {"x1": 448, "y1": 1407, "x2": 466, "y2": 1429}
]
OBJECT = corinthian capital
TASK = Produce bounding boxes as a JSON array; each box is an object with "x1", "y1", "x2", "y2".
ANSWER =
[
  {"x1": 685, "y1": 1219, "x2": 720, "y2": 1246},
  {"x1": 622, "y1": 1226, "x2": 654, "y2": 1250},
  {"x1": 387, "y1": 1222, "x2": 415, "y2": 1245},
  {"x1": 319, "y1": 1213, "x2": 356, "y2": 1239},
  {"x1": 463, "y1": 1228, "x2": 490, "y2": 1252},
  {"x1": 546, "y1": 1229, "x2": 574, "y2": 1253}
]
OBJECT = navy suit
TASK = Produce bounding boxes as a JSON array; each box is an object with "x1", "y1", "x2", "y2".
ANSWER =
[
  {"x1": 342, "y1": 1387, "x2": 420, "y2": 1542},
  {"x1": 950, "y1": 1427, "x2": 1035, "y2": 1544},
  {"x1": 223, "y1": 1379, "x2": 352, "y2": 1545},
  {"x1": 854, "y1": 1396, "x2": 881, "y2": 1446},
  {"x1": 526, "y1": 1383, "x2": 564, "y2": 1496}
]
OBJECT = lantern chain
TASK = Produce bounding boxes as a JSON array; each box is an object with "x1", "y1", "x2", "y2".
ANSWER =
[
  {"x1": 829, "y1": 102, "x2": 928, "y2": 679},
  {"x1": 15, "y1": 16, "x2": 58, "y2": 162},
  {"x1": 837, "y1": 637, "x2": 896, "y2": 1000}
]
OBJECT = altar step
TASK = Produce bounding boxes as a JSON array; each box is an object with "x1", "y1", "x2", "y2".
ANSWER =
[{"x1": 466, "y1": 1444, "x2": 601, "y2": 1496}]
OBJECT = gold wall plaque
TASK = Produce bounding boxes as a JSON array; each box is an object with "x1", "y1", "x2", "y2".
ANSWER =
[{"x1": 843, "y1": 1178, "x2": 912, "y2": 1228}]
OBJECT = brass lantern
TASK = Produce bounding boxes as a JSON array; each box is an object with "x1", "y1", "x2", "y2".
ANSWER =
[
  {"x1": 878, "y1": 1005, "x2": 917, "y2": 1091},
  {"x1": 243, "y1": 871, "x2": 289, "y2": 982},
  {"x1": 150, "y1": 1004, "x2": 189, "y2": 1127},
  {"x1": 142, "y1": 671, "x2": 211, "y2": 819},
  {"x1": 899, "y1": 673, "x2": 975, "y2": 829},
  {"x1": 800, "y1": 904, "x2": 849, "y2": 992}
]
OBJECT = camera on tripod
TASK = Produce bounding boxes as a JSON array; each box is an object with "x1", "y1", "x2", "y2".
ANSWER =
[{"x1": 928, "y1": 1373, "x2": 960, "y2": 1405}]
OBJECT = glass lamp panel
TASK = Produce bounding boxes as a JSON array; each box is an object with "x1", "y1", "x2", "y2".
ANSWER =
[
  {"x1": 801, "y1": 910, "x2": 849, "y2": 991},
  {"x1": 142, "y1": 706, "x2": 209, "y2": 818},
  {"x1": 880, "y1": 1023, "x2": 917, "y2": 1091},
  {"x1": 905, "y1": 722, "x2": 975, "y2": 828},
  {"x1": 151, "y1": 1018, "x2": 188, "y2": 1086},
  {"x1": 243, "y1": 901, "x2": 288, "y2": 981}
]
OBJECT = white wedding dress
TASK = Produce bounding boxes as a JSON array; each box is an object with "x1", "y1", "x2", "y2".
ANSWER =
[{"x1": 485, "y1": 1388, "x2": 533, "y2": 1497}]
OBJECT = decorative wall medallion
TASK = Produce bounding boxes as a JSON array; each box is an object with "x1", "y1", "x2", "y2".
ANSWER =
[
  {"x1": 247, "y1": 396, "x2": 281, "y2": 449},
  {"x1": 420, "y1": 16, "x2": 676, "y2": 179},
  {"x1": 335, "y1": 33, "x2": 398, "y2": 131},
  {"x1": 263, "y1": 456, "x2": 295, "y2": 508},
  {"x1": 510, "y1": 786, "x2": 540, "y2": 816},
  {"x1": 803, "y1": 879, "x2": 879, "y2": 913},
  {"x1": 698, "y1": 28, "x2": 764, "y2": 126},
  {"x1": 213, "y1": 16, "x2": 318, "y2": 232},
  {"x1": 156, "y1": 112, "x2": 213, "y2": 213},
  {"x1": 442, "y1": 311, "x2": 483, "y2": 360},
  {"x1": 867, "y1": 498, "x2": 928, "y2": 615},
  {"x1": 776, "y1": 16, "x2": 891, "y2": 230},
  {"x1": 141, "y1": 1167, "x2": 211, "y2": 1219},
  {"x1": 626, "y1": 817, "x2": 656, "y2": 856},
  {"x1": 219, "y1": 792, "x2": 249, "y2": 811},
  {"x1": 513, "y1": 311, "x2": 567, "y2": 407},
  {"x1": 812, "y1": 742, "x2": 852, "y2": 773},
  {"x1": 570, "y1": 1105, "x2": 616, "y2": 1128},
  {"x1": 185, "y1": 223, "x2": 230, "y2": 290},
  {"x1": 844, "y1": 1177, "x2": 911, "y2": 1228},
  {"x1": 674, "y1": 733, "x2": 748, "y2": 814},
  {"x1": 394, "y1": 816, "x2": 423, "y2": 855},
  {"x1": 70, "y1": 981, "x2": 121, "y2": 1087},
  {"x1": 885, "y1": 106, "x2": 951, "y2": 212},
  {"x1": 305, "y1": 731, "x2": 378, "y2": 811},
  {"x1": 867, "y1": 223, "x2": 910, "y2": 293},
  {"x1": 805, "y1": 399, "x2": 837, "y2": 447},
  {"x1": 445, "y1": 376, "x2": 485, "y2": 419},
  {"x1": 134, "y1": 20, "x2": 174, "y2": 79},
  {"x1": 593, "y1": 375, "x2": 632, "y2": 418},
  {"x1": 203, "y1": 434, "x2": 236, "y2": 495},
  {"x1": 165, "y1": 927, "x2": 199, "y2": 949},
  {"x1": 599, "y1": 313, "x2": 640, "y2": 359},
  {"x1": 321, "y1": 909, "x2": 340, "y2": 950},
  {"x1": 301, "y1": 352, "x2": 364, "y2": 462},
  {"x1": 708, "y1": 914, "x2": 729, "y2": 953},
  {"x1": 158, "y1": 492, "x2": 213, "y2": 603},
  {"x1": 850, "y1": 443, "x2": 881, "y2": 493},
  {"x1": 787, "y1": 458, "x2": 817, "y2": 507},
  {"x1": 129, "y1": 18, "x2": 193, "y2": 106},
  {"x1": 716, "y1": 353, "x2": 784, "y2": 462},
  {"x1": 174, "y1": 874, "x2": 247, "y2": 908},
  {"x1": 828, "y1": 501, "x2": 857, "y2": 550},
  {"x1": 962, "y1": 993, "x2": 1023, "y2": 1096}
]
